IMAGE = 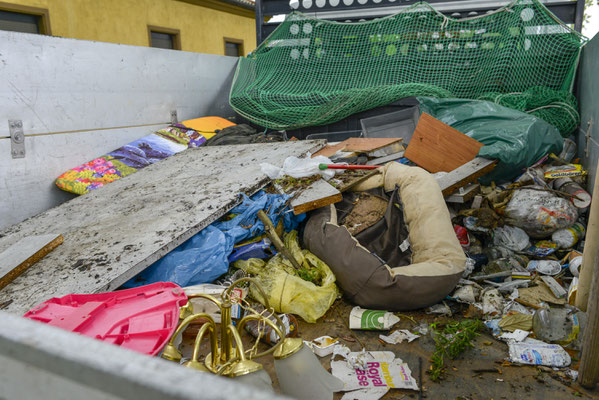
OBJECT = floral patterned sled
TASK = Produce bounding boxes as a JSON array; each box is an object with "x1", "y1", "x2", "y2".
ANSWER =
[{"x1": 55, "y1": 117, "x2": 235, "y2": 195}]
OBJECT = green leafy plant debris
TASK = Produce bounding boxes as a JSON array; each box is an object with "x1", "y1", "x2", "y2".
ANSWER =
[{"x1": 429, "y1": 319, "x2": 485, "y2": 382}]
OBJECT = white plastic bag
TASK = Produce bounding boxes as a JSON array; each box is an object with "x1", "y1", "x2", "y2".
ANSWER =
[
  {"x1": 504, "y1": 186, "x2": 578, "y2": 238},
  {"x1": 260, "y1": 155, "x2": 337, "y2": 180},
  {"x1": 492, "y1": 225, "x2": 530, "y2": 252}
]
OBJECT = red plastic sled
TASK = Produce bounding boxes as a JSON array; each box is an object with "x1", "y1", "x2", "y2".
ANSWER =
[{"x1": 23, "y1": 282, "x2": 187, "y2": 356}]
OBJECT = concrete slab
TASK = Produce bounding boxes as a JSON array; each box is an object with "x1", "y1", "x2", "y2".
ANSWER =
[{"x1": 0, "y1": 140, "x2": 324, "y2": 314}]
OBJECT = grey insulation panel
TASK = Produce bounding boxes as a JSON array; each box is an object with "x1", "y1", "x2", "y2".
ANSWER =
[{"x1": 0, "y1": 140, "x2": 324, "y2": 314}]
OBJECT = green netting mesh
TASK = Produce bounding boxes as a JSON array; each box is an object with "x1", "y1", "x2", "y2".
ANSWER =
[{"x1": 230, "y1": 0, "x2": 587, "y2": 135}]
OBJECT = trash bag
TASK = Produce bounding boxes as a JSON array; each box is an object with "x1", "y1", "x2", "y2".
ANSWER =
[
  {"x1": 492, "y1": 226, "x2": 530, "y2": 252},
  {"x1": 417, "y1": 97, "x2": 563, "y2": 184},
  {"x1": 504, "y1": 186, "x2": 578, "y2": 238},
  {"x1": 234, "y1": 231, "x2": 338, "y2": 323},
  {"x1": 124, "y1": 191, "x2": 305, "y2": 288}
]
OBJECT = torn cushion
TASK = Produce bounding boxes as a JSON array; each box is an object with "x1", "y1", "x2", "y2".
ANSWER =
[{"x1": 303, "y1": 163, "x2": 465, "y2": 310}]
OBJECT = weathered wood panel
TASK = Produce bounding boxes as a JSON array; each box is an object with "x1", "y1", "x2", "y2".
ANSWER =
[
  {"x1": 405, "y1": 113, "x2": 483, "y2": 173},
  {"x1": 0, "y1": 140, "x2": 324, "y2": 314}
]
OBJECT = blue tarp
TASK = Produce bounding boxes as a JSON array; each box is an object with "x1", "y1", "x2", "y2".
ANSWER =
[{"x1": 125, "y1": 191, "x2": 304, "y2": 287}]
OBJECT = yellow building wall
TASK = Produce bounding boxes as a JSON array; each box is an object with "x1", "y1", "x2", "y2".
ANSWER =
[{"x1": 1, "y1": 0, "x2": 256, "y2": 55}]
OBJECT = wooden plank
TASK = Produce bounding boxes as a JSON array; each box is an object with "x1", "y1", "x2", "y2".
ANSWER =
[
  {"x1": 444, "y1": 184, "x2": 480, "y2": 204},
  {"x1": 405, "y1": 113, "x2": 484, "y2": 173},
  {"x1": 291, "y1": 179, "x2": 342, "y2": 215},
  {"x1": 0, "y1": 234, "x2": 63, "y2": 290},
  {"x1": 0, "y1": 140, "x2": 325, "y2": 314},
  {"x1": 330, "y1": 169, "x2": 381, "y2": 193},
  {"x1": 312, "y1": 138, "x2": 402, "y2": 158},
  {"x1": 436, "y1": 158, "x2": 497, "y2": 197},
  {"x1": 343, "y1": 138, "x2": 402, "y2": 153},
  {"x1": 365, "y1": 151, "x2": 405, "y2": 165}
]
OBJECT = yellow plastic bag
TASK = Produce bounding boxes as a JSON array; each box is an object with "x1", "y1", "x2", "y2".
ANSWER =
[{"x1": 234, "y1": 231, "x2": 338, "y2": 323}]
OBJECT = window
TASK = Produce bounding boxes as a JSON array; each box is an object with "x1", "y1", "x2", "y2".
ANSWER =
[
  {"x1": 147, "y1": 26, "x2": 181, "y2": 50},
  {"x1": 224, "y1": 38, "x2": 244, "y2": 57},
  {"x1": 0, "y1": 4, "x2": 51, "y2": 35}
]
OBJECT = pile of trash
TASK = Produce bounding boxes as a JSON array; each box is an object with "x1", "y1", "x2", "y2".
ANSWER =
[
  {"x1": 19, "y1": 97, "x2": 594, "y2": 398},
  {"x1": 441, "y1": 142, "x2": 589, "y2": 374}
]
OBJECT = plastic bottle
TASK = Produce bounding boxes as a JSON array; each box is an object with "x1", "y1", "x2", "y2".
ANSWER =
[
  {"x1": 532, "y1": 307, "x2": 582, "y2": 345},
  {"x1": 559, "y1": 138, "x2": 577, "y2": 162},
  {"x1": 552, "y1": 222, "x2": 586, "y2": 249}
]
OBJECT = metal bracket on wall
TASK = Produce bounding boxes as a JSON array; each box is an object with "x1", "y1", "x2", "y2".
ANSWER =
[
  {"x1": 170, "y1": 110, "x2": 178, "y2": 125},
  {"x1": 8, "y1": 120, "x2": 25, "y2": 159},
  {"x1": 585, "y1": 119, "x2": 593, "y2": 158}
]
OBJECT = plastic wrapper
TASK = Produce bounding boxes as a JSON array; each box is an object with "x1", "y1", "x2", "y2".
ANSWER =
[
  {"x1": 508, "y1": 338, "x2": 571, "y2": 367},
  {"x1": 492, "y1": 226, "x2": 530, "y2": 252},
  {"x1": 552, "y1": 222, "x2": 585, "y2": 249},
  {"x1": 544, "y1": 164, "x2": 586, "y2": 179},
  {"x1": 260, "y1": 155, "x2": 336, "y2": 180},
  {"x1": 234, "y1": 231, "x2": 338, "y2": 323},
  {"x1": 527, "y1": 260, "x2": 562, "y2": 275},
  {"x1": 245, "y1": 313, "x2": 298, "y2": 345},
  {"x1": 504, "y1": 186, "x2": 578, "y2": 238}
]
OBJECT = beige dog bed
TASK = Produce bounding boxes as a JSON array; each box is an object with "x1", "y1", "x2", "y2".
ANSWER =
[{"x1": 303, "y1": 163, "x2": 465, "y2": 310}]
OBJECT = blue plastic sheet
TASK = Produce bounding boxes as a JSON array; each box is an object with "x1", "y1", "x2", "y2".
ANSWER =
[{"x1": 125, "y1": 191, "x2": 305, "y2": 287}]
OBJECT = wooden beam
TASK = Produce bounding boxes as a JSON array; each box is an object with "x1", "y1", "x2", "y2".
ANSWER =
[
  {"x1": 436, "y1": 158, "x2": 497, "y2": 197},
  {"x1": 365, "y1": 151, "x2": 405, "y2": 166},
  {"x1": 445, "y1": 184, "x2": 480, "y2": 204},
  {"x1": 577, "y1": 163, "x2": 599, "y2": 388}
]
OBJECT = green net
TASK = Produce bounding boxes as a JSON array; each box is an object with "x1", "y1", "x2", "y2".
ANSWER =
[{"x1": 230, "y1": 0, "x2": 587, "y2": 135}]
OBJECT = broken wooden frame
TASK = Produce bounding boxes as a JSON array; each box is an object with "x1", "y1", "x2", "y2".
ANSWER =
[{"x1": 436, "y1": 158, "x2": 498, "y2": 197}]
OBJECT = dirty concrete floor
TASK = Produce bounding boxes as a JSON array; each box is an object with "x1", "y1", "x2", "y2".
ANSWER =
[{"x1": 180, "y1": 299, "x2": 599, "y2": 399}]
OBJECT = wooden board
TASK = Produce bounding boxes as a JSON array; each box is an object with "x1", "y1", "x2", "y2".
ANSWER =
[
  {"x1": 366, "y1": 151, "x2": 405, "y2": 165},
  {"x1": 0, "y1": 234, "x2": 63, "y2": 290},
  {"x1": 405, "y1": 113, "x2": 484, "y2": 173},
  {"x1": 445, "y1": 184, "x2": 480, "y2": 204},
  {"x1": 330, "y1": 169, "x2": 382, "y2": 192},
  {"x1": 291, "y1": 179, "x2": 342, "y2": 215},
  {"x1": 313, "y1": 138, "x2": 402, "y2": 158},
  {"x1": 436, "y1": 158, "x2": 498, "y2": 196},
  {"x1": 0, "y1": 140, "x2": 324, "y2": 314}
]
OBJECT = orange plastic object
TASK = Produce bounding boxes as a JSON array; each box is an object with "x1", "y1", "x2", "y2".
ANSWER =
[{"x1": 181, "y1": 116, "x2": 236, "y2": 139}]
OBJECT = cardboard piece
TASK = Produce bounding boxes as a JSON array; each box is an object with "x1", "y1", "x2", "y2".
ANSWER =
[
  {"x1": 517, "y1": 284, "x2": 566, "y2": 307},
  {"x1": 405, "y1": 113, "x2": 484, "y2": 173}
]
